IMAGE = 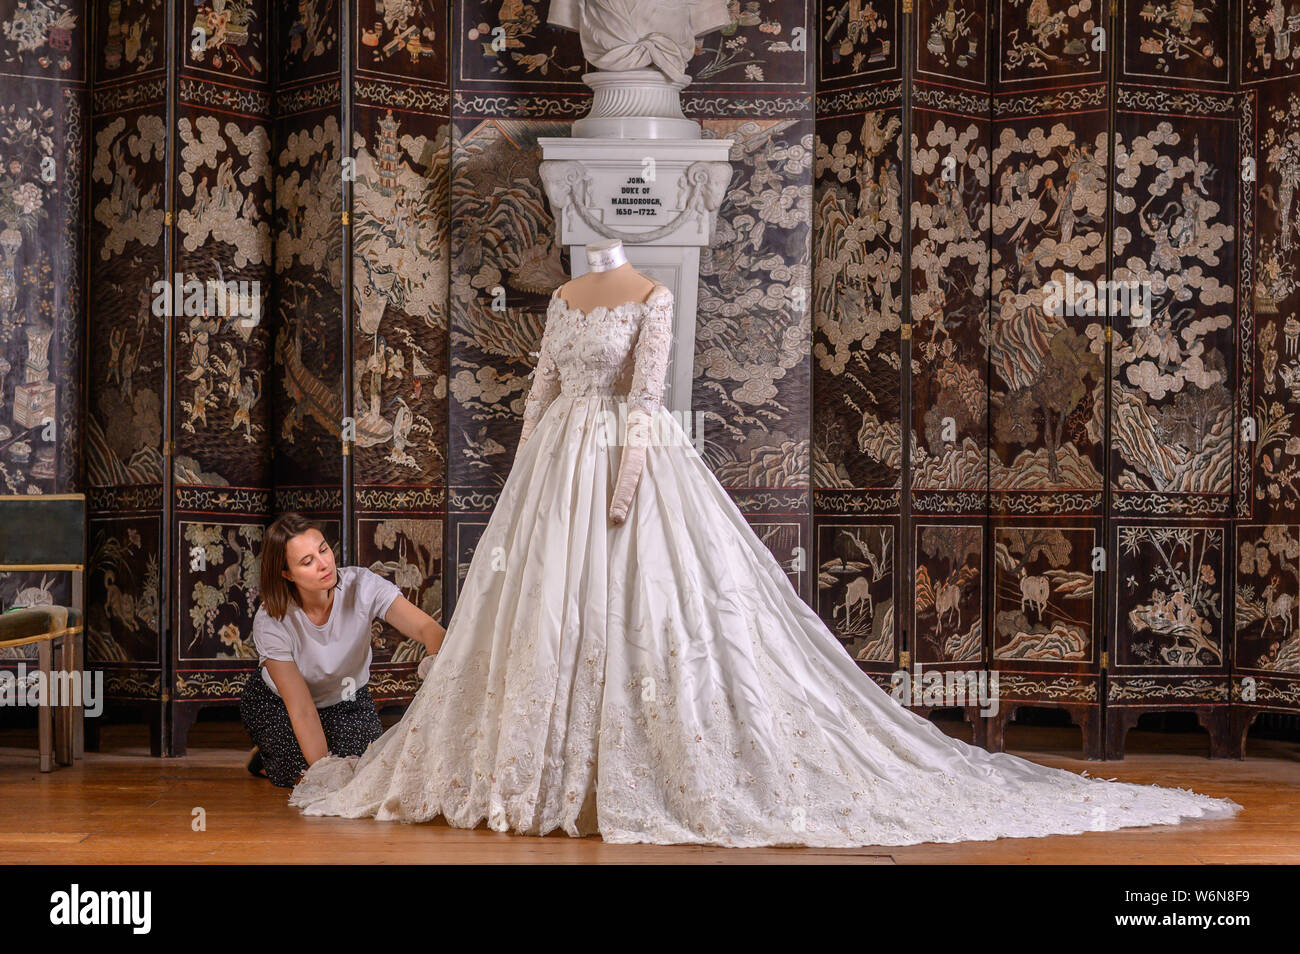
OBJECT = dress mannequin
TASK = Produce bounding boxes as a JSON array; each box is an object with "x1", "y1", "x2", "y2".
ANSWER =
[
  {"x1": 558, "y1": 240, "x2": 658, "y2": 312},
  {"x1": 540, "y1": 239, "x2": 669, "y2": 526}
]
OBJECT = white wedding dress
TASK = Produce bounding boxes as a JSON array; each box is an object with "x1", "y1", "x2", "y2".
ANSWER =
[{"x1": 288, "y1": 282, "x2": 1242, "y2": 847}]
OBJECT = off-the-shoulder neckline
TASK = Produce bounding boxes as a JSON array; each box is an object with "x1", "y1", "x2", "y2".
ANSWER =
[{"x1": 550, "y1": 281, "x2": 671, "y2": 318}]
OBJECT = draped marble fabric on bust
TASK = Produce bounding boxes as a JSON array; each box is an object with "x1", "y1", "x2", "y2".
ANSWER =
[
  {"x1": 288, "y1": 283, "x2": 1242, "y2": 847},
  {"x1": 545, "y1": 0, "x2": 735, "y2": 85}
]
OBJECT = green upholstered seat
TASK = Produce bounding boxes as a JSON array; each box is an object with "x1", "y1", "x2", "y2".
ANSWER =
[{"x1": 0, "y1": 606, "x2": 84, "y2": 648}]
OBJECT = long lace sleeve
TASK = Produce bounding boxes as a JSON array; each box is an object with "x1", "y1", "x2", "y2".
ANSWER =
[
  {"x1": 609, "y1": 285, "x2": 674, "y2": 524},
  {"x1": 519, "y1": 305, "x2": 561, "y2": 449}
]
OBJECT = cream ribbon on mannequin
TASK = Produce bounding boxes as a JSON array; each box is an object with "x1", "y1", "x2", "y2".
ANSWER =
[{"x1": 586, "y1": 239, "x2": 628, "y2": 271}]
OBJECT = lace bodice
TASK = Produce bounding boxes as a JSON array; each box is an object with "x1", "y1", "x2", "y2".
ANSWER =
[
  {"x1": 522, "y1": 282, "x2": 674, "y2": 430},
  {"x1": 519, "y1": 281, "x2": 675, "y2": 524}
]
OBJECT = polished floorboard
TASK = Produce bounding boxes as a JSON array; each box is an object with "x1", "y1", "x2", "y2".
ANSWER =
[{"x1": 1, "y1": 717, "x2": 1292, "y2": 864}]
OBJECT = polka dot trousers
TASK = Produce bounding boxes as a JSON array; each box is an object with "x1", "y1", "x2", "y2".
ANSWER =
[{"x1": 239, "y1": 669, "x2": 384, "y2": 788}]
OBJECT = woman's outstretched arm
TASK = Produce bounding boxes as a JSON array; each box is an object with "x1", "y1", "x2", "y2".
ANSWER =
[{"x1": 384, "y1": 595, "x2": 446, "y2": 655}]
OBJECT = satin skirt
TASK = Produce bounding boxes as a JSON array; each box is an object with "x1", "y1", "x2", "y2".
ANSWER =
[{"x1": 289, "y1": 394, "x2": 1242, "y2": 847}]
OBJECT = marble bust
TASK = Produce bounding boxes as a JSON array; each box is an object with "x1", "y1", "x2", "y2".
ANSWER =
[{"x1": 547, "y1": 0, "x2": 734, "y2": 86}]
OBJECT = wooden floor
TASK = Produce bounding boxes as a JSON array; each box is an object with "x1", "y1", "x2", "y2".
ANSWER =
[{"x1": 2, "y1": 717, "x2": 1294, "y2": 864}]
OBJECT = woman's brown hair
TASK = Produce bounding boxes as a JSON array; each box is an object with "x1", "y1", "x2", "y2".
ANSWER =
[{"x1": 259, "y1": 512, "x2": 339, "y2": 619}]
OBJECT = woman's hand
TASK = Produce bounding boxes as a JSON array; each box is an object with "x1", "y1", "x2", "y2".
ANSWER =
[{"x1": 384, "y1": 595, "x2": 446, "y2": 655}]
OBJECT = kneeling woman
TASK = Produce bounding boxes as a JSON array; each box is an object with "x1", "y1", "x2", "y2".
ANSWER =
[{"x1": 240, "y1": 512, "x2": 446, "y2": 787}]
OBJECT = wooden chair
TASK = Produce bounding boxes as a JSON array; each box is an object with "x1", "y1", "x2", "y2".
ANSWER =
[{"x1": 0, "y1": 494, "x2": 86, "y2": 772}]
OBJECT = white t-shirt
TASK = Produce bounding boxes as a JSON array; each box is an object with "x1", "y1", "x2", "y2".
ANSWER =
[{"x1": 253, "y1": 565, "x2": 402, "y2": 708}]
